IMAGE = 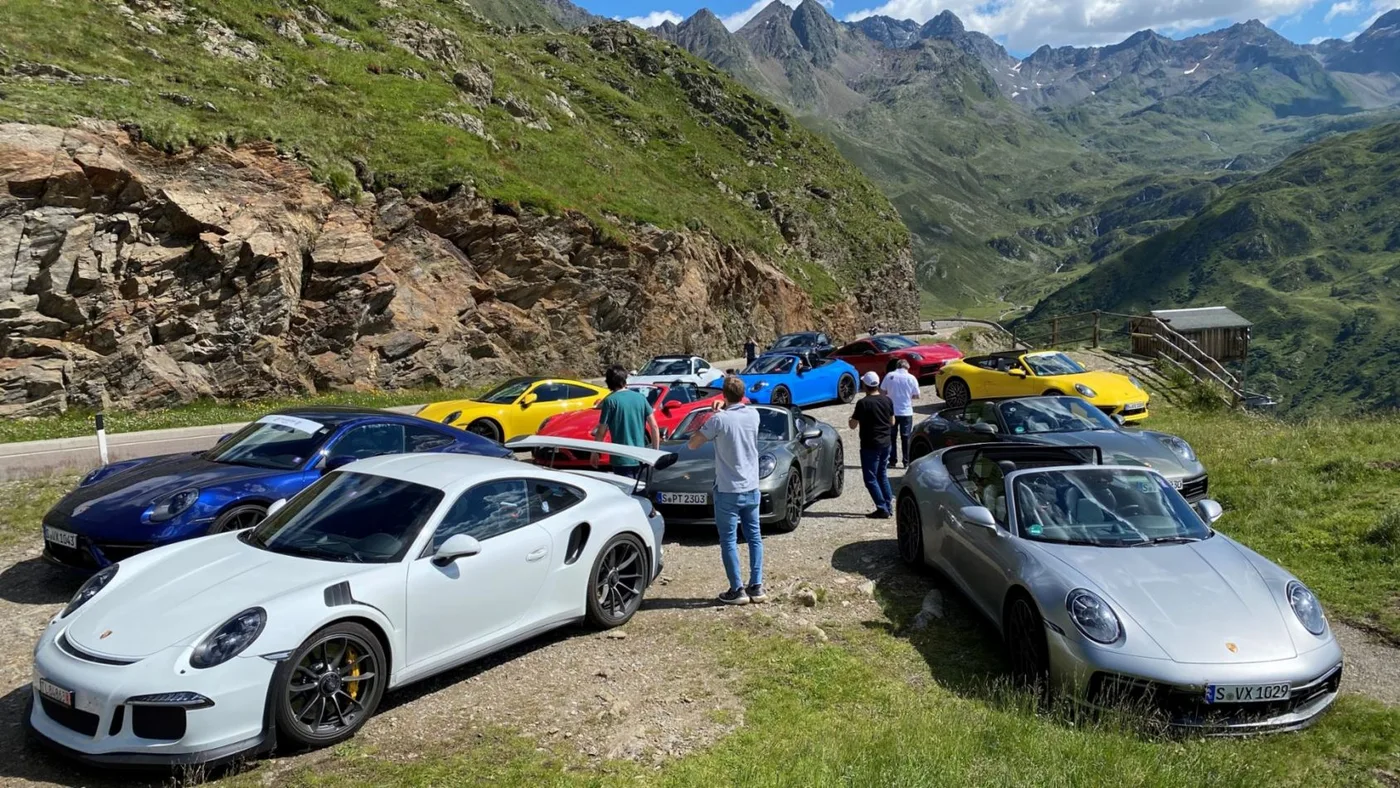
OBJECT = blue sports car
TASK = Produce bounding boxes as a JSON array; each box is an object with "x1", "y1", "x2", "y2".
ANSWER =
[
  {"x1": 40, "y1": 406, "x2": 509, "y2": 573},
  {"x1": 737, "y1": 353, "x2": 859, "y2": 407}
]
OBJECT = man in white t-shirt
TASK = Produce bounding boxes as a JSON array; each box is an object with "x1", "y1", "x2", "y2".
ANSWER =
[{"x1": 880, "y1": 358, "x2": 921, "y2": 467}]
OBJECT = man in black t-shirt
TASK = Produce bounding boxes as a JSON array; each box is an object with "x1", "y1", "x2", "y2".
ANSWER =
[{"x1": 849, "y1": 371, "x2": 895, "y2": 519}]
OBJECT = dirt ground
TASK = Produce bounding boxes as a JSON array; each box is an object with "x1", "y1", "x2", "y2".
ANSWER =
[{"x1": 1, "y1": 386, "x2": 1396, "y2": 786}]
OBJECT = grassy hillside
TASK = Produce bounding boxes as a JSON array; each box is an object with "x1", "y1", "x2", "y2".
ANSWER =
[
  {"x1": 0, "y1": 0, "x2": 908, "y2": 297},
  {"x1": 1030, "y1": 121, "x2": 1400, "y2": 411}
]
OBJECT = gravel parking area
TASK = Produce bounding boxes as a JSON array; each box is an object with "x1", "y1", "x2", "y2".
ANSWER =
[{"x1": 0, "y1": 385, "x2": 1396, "y2": 786}]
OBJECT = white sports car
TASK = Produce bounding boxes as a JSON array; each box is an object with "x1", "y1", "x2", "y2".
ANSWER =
[
  {"x1": 27, "y1": 440, "x2": 671, "y2": 766},
  {"x1": 627, "y1": 355, "x2": 724, "y2": 387}
]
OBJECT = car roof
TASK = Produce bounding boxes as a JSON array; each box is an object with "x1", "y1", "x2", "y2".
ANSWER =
[{"x1": 341, "y1": 453, "x2": 618, "y2": 494}]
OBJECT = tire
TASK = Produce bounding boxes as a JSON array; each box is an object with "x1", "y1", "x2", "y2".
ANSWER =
[
  {"x1": 587, "y1": 533, "x2": 648, "y2": 628},
  {"x1": 771, "y1": 469, "x2": 804, "y2": 533},
  {"x1": 466, "y1": 418, "x2": 503, "y2": 443},
  {"x1": 895, "y1": 492, "x2": 924, "y2": 568},
  {"x1": 209, "y1": 503, "x2": 267, "y2": 534},
  {"x1": 837, "y1": 374, "x2": 856, "y2": 404},
  {"x1": 943, "y1": 378, "x2": 970, "y2": 408},
  {"x1": 1043, "y1": 389, "x2": 1063, "y2": 397},
  {"x1": 770, "y1": 386, "x2": 791, "y2": 406},
  {"x1": 822, "y1": 441, "x2": 845, "y2": 499},
  {"x1": 1005, "y1": 593, "x2": 1051, "y2": 695},
  {"x1": 908, "y1": 438, "x2": 932, "y2": 462},
  {"x1": 274, "y1": 622, "x2": 387, "y2": 750}
]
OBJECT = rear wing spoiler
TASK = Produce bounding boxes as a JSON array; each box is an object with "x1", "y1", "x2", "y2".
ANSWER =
[{"x1": 506, "y1": 436, "x2": 678, "y2": 469}]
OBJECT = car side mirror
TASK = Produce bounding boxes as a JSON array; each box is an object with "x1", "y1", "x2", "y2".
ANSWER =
[
  {"x1": 1110, "y1": 413, "x2": 1126, "y2": 427},
  {"x1": 217, "y1": 433, "x2": 232, "y2": 444},
  {"x1": 433, "y1": 533, "x2": 482, "y2": 566},
  {"x1": 1009, "y1": 369, "x2": 1028, "y2": 378},
  {"x1": 661, "y1": 402, "x2": 674, "y2": 415},
  {"x1": 630, "y1": 369, "x2": 638, "y2": 375},
  {"x1": 266, "y1": 498, "x2": 288, "y2": 517},
  {"x1": 321, "y1": 455, "x2": 357, "y2": 474},
  {"x1": 971, "y1": 422, "x2": 998, "y2": 435},
  {"x1": 801, "y1": 427, "x2": 822, "y2": 444},
  {"x1": 960, "y1": 505, "x2": 998, "y2": 529},
  {"x1": 521, "y1": 393, "x2": 538, "y2": 407},
  {"x1": 1195, "y1": 499, "x2": 1223, "y2": 524}
]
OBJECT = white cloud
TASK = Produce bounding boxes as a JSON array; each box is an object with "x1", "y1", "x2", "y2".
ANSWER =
[
  {"x1": 623, "y1": 9, "x2": 684, "y2": 27},
  {"x1": 722, "y1": 0, "x2": 802, "y2": 30},
  {"x1": 1324, "y1": 0, "x2": 1359, "y2": 22},
  {"x1": 1309, "y1": 34, "x2": 1329, "y2": 41},
  {"x1": 842, "y1": 0, "x2": 1319, "y2": 51}
]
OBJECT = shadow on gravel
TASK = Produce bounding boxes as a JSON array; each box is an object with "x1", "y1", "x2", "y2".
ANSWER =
[
  {"x1": 641, "y1": 597, "x2": 719, "y2": 611},
  {"x1": 830, "y1": 538, "x2": 1010, "y2": 699},
  {"x1": 0, "y1": 557, "x2": 80, "y2": 605}
]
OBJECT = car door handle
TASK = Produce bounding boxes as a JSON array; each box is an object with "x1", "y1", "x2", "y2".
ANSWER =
[{"x1": 526, "y1": 547, "x2": 549, "y2": 562}]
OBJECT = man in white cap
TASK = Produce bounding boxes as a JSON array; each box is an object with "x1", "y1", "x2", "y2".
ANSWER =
[
  {"x1": 881, "y1": 358, "x2": 920, "y2": 468},
  {"x1": 849, "y1": 370, "x2": 895, "y2": 518}
]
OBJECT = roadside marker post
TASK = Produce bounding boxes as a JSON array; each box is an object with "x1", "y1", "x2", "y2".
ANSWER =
[{"x1": 95, "y1": 413, "x2": 109, "y2": 466}]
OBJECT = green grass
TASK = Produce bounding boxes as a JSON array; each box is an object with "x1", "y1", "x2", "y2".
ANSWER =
[
  {"x1": 1150, "y1": 409, "x2": 1400, "y2": 641},
  {"x1": 0, "y1": 474, "x2": 77, "y2": 548},
  {"x1": 0, "y1": 384, "x2": 489, "y2": 444},
  {"x1": 0, "y1": 0, "x2": 907, "y2": 301}
]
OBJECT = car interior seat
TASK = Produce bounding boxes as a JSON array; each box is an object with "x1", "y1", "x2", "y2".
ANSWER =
[{"x1": 980, "y1": 460, "x2": 1016, "y2": 524}]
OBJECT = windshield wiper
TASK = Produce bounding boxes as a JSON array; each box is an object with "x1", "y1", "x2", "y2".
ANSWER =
[{"x1": 1131, "y1": 535, "x2": 1203, "y2": 546}]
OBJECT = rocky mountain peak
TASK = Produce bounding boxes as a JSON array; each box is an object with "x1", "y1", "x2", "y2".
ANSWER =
[
  {"x1": 791, "y1": 0, "x2": 845, "y2": 66},
  {"x1": 741, "y1": 0, "x2": 796, "y2": 31},
  {"x1": 919, "y1": 10, "x2": 965, "y2": 37},
  {"x1": 1377, "y1": 9, "x2": 1400, "y2": 29},
  {"x1": 737, "y1": 1, "x2": 804, "y2": 60},
  {"x1": 850, "y1": 15, "x2": 920, "y2": 48}
]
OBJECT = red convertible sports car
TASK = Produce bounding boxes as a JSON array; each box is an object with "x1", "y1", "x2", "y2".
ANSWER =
[
  {"x1": 829, "y1": 334, "x2": 963, "y2": 383},
  {"x1": 530, "y1": 383, "x2": 727, "y2": 468}
]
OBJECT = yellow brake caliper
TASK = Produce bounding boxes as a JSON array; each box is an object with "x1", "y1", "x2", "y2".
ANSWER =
[{"x1": 347, "y1": 646, "x2": 360, "y2": 700}]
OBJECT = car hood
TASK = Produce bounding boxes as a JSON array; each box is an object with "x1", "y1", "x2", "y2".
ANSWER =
[
  {"x1": 1015, "y1": 431, "x2": 1198, "y2": 478},
  {"x1": 1042, "y1": 371, "x2": 1146, "y2": 400},
  {"x1": 1036, "y1": 536, "x2": 1297, "y2": 663},
  {"x1": 906, "y1": 344, "x2": 962, "y2": 361},
  {"x1": 539, "y1": 408, "x2": 601, "y2": 438},
  {"x1": 63, "y1": 534, "x2": 384, "y2": 659},
  {"x1": 417, "y1": 399, "x2": 506, "y2": 425},
  {"x1": 651, "y1": 439, "x2": 788, "y2": 490},
  {"x1": 52, "y1": 453, "x2": 289, "y2": 525}
]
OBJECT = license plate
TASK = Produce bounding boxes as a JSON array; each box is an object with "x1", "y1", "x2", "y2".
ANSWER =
[
  {"x1": 1205, "y1": 682, "x2": 1290, "y2": 704},
  {"x1": 1124, "y1": 402, "x2": 1146, "y2": 411},
  {"x1": 657, "y1": 492, "x2": 707, "y2": 505},
  {"x1": 1169, "y1": 478, "x2": 1185, "y2": 490},
  {"x1": 36, "y1": 677, "x2": 74, "y2": 708},
  {"x1": 43, "y1": 526, "x2": 77, "y2": 549}
]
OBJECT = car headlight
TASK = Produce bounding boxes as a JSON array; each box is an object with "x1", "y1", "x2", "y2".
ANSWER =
[
  {"x1": 1066, "y1": 588, "x2": 1122, "y2": 644},
  {"x1": 63, "y1": 564, "x2": 118, "y2": 618},
  {"x1": 190, "y1": 607, "x2": 266, "y2": 669},
  {"x1": 1129, "y1": 375, "x2": 1144, "y2": 390},
  {"x1": 1074, "y1": 383, "x2": 1097, "y2": 398},
  {"x1": 907, "y1": 352, "x2": 923, "y2": 362},
  {"x1": 1158, "y1": 434, "x2": 1197, "y2": 463},
  {"x1": 1286, "y1": 581, "x2": 1326, "y2": 636},
  {"x1": 442, "y1": 410, "x2": 462, "y2": 425},
  {"x1": 147, "y1": 488, "x2": 199, "y2": 523},
  {"x1": 751, "y1": 381, "x2": 768, "y2": 392},
  {"x1": 758, "y1": 453, "x2": 777, "y2": 479}
]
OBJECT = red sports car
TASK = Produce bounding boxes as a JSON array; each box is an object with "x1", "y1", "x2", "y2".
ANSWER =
[
  {"x1": 531, "y1": 383, "x2": 727, "y2": 468},
  {"x1": 830, "y1": 334, "x2": 963, "y2": 383}
]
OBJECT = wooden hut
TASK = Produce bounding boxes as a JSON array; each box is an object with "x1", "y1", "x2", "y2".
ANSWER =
[{"x1": 1132, "y1": 307, "x2": 1253, "y2": 363}]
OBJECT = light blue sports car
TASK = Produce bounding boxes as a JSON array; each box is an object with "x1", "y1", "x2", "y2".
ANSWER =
[{"x1": 736, "y1": 353, "x2": 858, "y2": 407}]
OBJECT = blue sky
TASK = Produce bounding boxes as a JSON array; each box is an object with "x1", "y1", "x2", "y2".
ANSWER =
[{"x1": 585, "y1": 0, "x2": 1400, "y2": 56}]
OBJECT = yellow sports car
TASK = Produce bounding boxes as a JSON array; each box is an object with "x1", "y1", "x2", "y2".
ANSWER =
[
  {"x1": 934, "y1": 350, "x2": 1151, "y2": 422},
  {"x1": 417, "y1": 376, "x2": 607, "y2": 443}
]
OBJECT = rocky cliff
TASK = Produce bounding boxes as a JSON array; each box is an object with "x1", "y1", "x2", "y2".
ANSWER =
[{"x1": 0, "y1": 122, "x2": 894, "y2": 417}]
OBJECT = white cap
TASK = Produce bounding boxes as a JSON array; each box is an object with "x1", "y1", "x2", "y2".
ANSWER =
[{"x1": 861, "y1": 371, "x2": 880, "y2": 387}]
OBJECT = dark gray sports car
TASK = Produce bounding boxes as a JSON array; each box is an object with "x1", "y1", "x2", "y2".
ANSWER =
[
  {"x1": 648, "y1": 405, "x2": 843, "y2": 532},
  {"x1": 907, "y1": 396, "x2": 1209, "y2": 501}
]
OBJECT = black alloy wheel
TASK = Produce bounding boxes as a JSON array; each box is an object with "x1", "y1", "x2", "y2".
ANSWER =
[
  {"x1": 1006, "y1": 596, "x2": 1051, "y2": 693},
  {"x1": 943, "y1": 379, "x2": 970, "y2": 408},
  {"x1": 771, "y1": 386, "x2": 791, "y2": 406},
  {"x1": 837, "y1": 374, "x2": 856, "y2": 404},
  {"x1": 824, "y1": 441, "x2": 845, "y2": 499},
  {"x1": 896, "y1": 494, "x2": 924, "y2": 568},
  {"x1": 277, "y1": 623, "x2": 386, "y2": 749},
  {"x1": 467, "y1": 418, "x2": 504, "y2": 443},
  {"x1": 210, "y1": 504, "x2": 267, "y2": 534},
  {"x1": 773, "y1": 470, "x2": 803, "y2": 533},
  {"x1": 587, "y1": 534, "x2": 647, "y2": 628}
]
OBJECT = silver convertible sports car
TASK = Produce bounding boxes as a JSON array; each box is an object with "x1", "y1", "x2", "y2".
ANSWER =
[
  {"x1": 648, "y1": 406, "x2": 843, "y2": 532},
  {"x1": 895, "y1": 443, "x2": 1343, "y2": 734}
]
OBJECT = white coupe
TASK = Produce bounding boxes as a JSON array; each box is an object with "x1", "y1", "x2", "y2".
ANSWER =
[
  {"x1": 627, "y1": 355, "x2": 724, "y2": 387},
  {"x1": 27, "y1": 440, "x2": 671, "y2": 766}
]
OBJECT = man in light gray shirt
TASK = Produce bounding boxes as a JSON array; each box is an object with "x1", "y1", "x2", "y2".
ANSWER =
[{"x1": 688, "y1": 375, "x2": 765, "y2": 605}]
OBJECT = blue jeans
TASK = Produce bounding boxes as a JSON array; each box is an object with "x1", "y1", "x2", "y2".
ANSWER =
[
  {"x1": 713, "y1": 489, "x2": 762, "y2": 591},
  {"x1": 888, "y1": 416, "x2": 914, "y2": 465},
  {"x1": 860, "y1": 448, "x2": 893, "y2": 514}
]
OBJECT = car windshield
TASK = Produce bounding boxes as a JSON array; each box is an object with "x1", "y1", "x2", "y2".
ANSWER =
[
  {"x1": 873, "y1": 335, "x2": 917, "y2": 352},
  {"x1": 243, "y1": 472, "x2": 444, "y2": 563},
  {"x1": 1011, "y1": 468, "x2": 1210, "y2": 547},
  {"x1": 744, "y1": 356, "x2": 794, "y2": 375},
  {"x1": 639, "y1": 358, "x2": 690, "y2": 376},
  {"x1": 771, "y1": 334, "x2": 816, "y2": 350},
  {"x1": 998, "y1": 398, "x2": 1116, "y2": 435},
  {"x1": 1023, "y1": 352, "x2": 1086, "y2": 376},
  {"x1": 627, "y1": 385, "x2": 664, "y2": 407},
  {"x1": 206, "y1": 415, "x2": 337, "y2": 470},
  {"x1": 477, "y1": 379, "x2": 533, "y2": 404},
  {"x1": 670, "y1": 407, "x2": 790, "y2": 442}
]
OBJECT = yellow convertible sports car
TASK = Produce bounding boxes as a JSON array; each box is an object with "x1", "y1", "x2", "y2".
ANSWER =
[
  {"x1": 417, "y1": 376, "x2": 607, "y2": 443},
  {"x1": 934, "y1": 350, "x2": 1151, "y2": 422}
]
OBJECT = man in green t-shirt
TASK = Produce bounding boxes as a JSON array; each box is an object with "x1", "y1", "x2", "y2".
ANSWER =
[{"x1": 591, "y1": 365, "x2": 660, "y2": 479}]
